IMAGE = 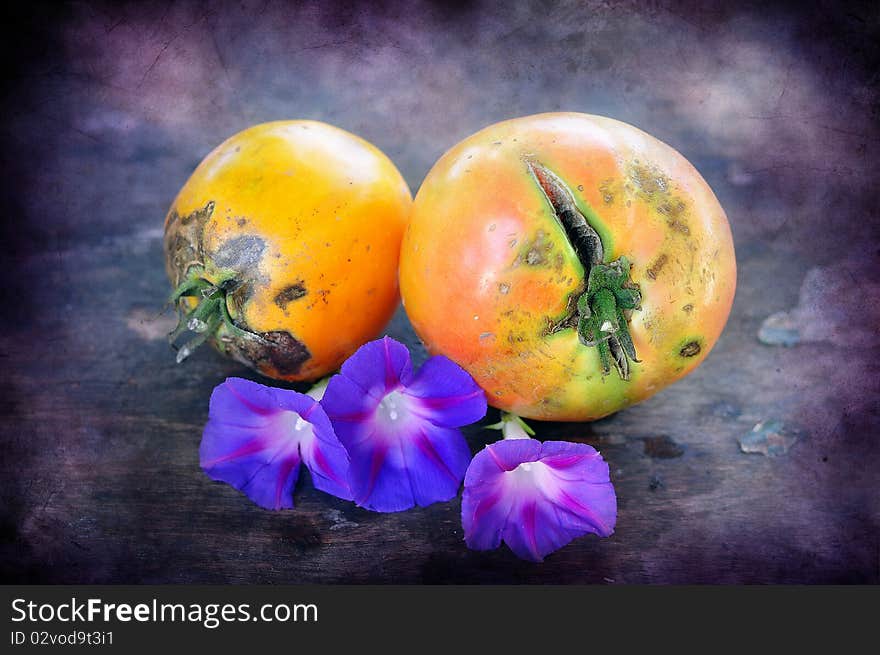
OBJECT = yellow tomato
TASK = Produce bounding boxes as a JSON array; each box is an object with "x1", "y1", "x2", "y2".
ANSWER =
[
  {"x1": 164, "y1": 120, "x2": 412, "y2": 381},
  {"x1": 400, "y1": 113, "x2": 736, "y2": 420}
]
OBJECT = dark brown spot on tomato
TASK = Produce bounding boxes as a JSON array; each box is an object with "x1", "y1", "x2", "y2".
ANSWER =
[
  {"x1": 667, "y1": 217, "x2": 690, "y2": 235},
  {"x1": 682, "y1": 303, "x2": 694, "y2": 313},
  {"x1": 517, "y1": 230, "x2": 554, "y2": 267},
  {"x1": 629, "y1": 163, "x2": 668, "y2": 195},
  {"x1": 680, "y1": 341, "x2": 701, "y2": 357},
  {"x1": 164, "y1": 201, "x2": 215, "y2": 283},
  {"x1": 646, "y1": 253, "x2": 668, "y2": 280},
  {"x1": 628, "y1": 162, "x2": 694, "y2": 236},
  {"x1": 176, "y1": 201, "x2": 214, "y2": 226},
  {"x1": 226, "y1": 330, "x2": 311, "y2": 377},
  {"x1": 274, "y1": 282, "x2": 307, "y2": 308},
  {"x1": 657, "y1": 199, "x2": 690, "y2": 235},
  {"x1": 658, "y1": 198, "x2": 686, "y2": 217}
]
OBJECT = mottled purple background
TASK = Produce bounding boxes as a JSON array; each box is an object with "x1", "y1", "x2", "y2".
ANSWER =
[{"x1": 1, "y1": 1, "x2": 878, "y2": 583}]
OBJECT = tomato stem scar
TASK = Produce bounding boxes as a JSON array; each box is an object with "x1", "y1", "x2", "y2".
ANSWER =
[
  {"x1": 526, "y1": 160, "x2": 604, "y2": 267},
  {"x1": 527, "y1": 160, "x2": 641, "y2": 380}
]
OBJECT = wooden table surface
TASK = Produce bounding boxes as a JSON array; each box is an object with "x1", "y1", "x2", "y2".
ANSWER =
[{"x1": 2, "y1": 1, "x2": 878, "y2": 584}]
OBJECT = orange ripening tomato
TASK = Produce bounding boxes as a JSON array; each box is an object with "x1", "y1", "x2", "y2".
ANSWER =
[
  {"x1": 399, "y1": 113, "x2": 736, "y2": 421},
  {"x1": 164, "y1": 120, "x2": 412, "y2": 381}
]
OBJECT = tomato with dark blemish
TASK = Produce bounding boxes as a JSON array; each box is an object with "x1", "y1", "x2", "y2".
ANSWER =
[
  {"x1": 164, "y1": 120, "x2": 412, "y2": 381},
  {"x1": 399, "y1": 113, "x2": 736, "y2": 420}
]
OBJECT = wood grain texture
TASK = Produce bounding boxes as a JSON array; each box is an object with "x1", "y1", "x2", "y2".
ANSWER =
[{"x1": 1, "y1": 1, "x2": 878, "y2": 584}]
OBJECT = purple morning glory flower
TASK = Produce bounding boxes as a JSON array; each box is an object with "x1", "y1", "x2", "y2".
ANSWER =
[
  {"x1": 321, "y1": 336, "x2": 487, "y2": 512},
  {"x1": 462, "y1": 417, "x2": 617, "y2": 561},
  {"x1": 200, "y1": 377, "x2": 352, "y2": 510}
]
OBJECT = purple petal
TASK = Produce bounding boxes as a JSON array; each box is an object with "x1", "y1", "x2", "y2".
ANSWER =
[
  {"x1": 401, "y1": 422, "x2": 472, "y2": 507},
  {"x1": 461, "y1": 439, "x2": 616, "y2": 561},
  {"x1": 200, "y1": 378, "x2": 351, "y2": 510},
  {"x1": 295, "y1": 401, "x2": 353, "y2": 502},
  {"x1": 200, "y1": 393, "x2": 302, "y2": 510},
  {"x1": 403, "y1": 355, "x2": 488, "y2": 428},
  {"x1": 321, "y1": 373, "x2": 379, "y2": 425},
  {"x1": 461, "y1": 440, "x2": 541, "y2": 550},
  {"x1": 465, "y1": 439, "x2": 542, "y2": 479},
  {"x1": 335, "y1": 413, "x2": 472, "y2": 512},
  {"x1": 537, "y1": 441, "x2": 616, "y2": 537},
  {"x1": 337, "y1": 336, "x2": 414, "y2": 399},
  {"x1": 210, "y1": 376, "x2": 302, "y2": 417},
  {"x1": 342, "y1": 428, "x2": 414, "y2": 512},
  {"x1": 322, "y1": 337, "x2": 486, "y2": 512}
]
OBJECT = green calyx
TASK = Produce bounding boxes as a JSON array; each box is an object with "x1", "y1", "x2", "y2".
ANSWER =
[
  {"x1": 167, "y1": 266, "x2": 266, "y2": 363},
  {"x1": 575, "y1": 256, "x2": 641, "y2": 380},
  {"x1": 486, "y1": 412, "x2": 536, "y2": 440},
  {"x1": 527, "y1": 159, "x2": 641, "y2": 381}
]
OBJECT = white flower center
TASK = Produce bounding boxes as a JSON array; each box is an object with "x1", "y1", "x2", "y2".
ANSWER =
[
  {"x1": 509, "y1": 460, "x2": 551, "y2": 487},
  {"x1": 377, "y1": 390, "x2": 407, "y2": 423},
  {"x1": 279, "y1": 410, "x2": 311, "y2": 439}
]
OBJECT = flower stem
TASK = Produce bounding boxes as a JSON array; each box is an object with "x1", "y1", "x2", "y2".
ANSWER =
[
  {"x1": 306, "y1": 377, "x2": 331, "y2": 401},
  {"x1": 486, "y1": 412, "x2": 536, "y2": 440}
]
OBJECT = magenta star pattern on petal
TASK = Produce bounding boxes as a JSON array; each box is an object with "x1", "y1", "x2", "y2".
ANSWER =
[
  {"x1": 462, "y1": 437, "x2": 617, "y2": 561},
  {"x1": 321, "y1": 336, "x2": 487, "y2": 512},
  {"x1": 200, "y1": 377, "x2": 352, "y2": 510}
]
